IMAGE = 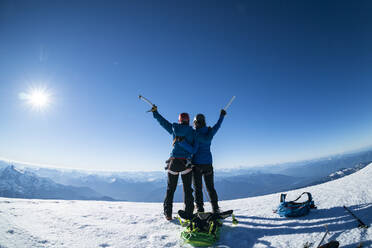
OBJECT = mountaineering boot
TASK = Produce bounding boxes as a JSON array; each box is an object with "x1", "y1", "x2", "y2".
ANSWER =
[
  {"x1": 196, "y1": 205, "x2": 205, "y2": 213},
  {"x1": 164, "y1": 204, "x2": 173, "y2": 221},
  {"x1": 212, "y1": 201, "x2": 220, "y2": 214},
  {"x1": 178, "y1": 209, "x2": 195, "y2": 220},
  {"x1": 184, "y1": 204, "x2": 195, "y2": 218},
  {"x1": 213, "y1": 207, "x2": 220, "y2": 214},
  {"x1": 164, "y1": 210, "x2": 172, "y2": 221}
]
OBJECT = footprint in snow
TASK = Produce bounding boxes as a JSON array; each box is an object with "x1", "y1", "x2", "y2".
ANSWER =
[
  {"x1": 99, "y1": 243, "x2": 110, "y2": 247},
  {"x1": 6, "y1": 230, "x2": 14, "y2": 234},
  {"x1": 164, "y1": 242, "x2": 177, "y2": 247},
  {"x1": 78, "y1": 225, "x2": 91, "y2": 229},
  {"x1": 38, "y1": 240, "x2": 48, "y2": 244},
  {"x1": 149, "y1": 234, "x2": 169, "y2": 242}
]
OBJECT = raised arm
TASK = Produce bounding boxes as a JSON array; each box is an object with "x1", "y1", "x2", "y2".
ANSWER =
[
  {"x1": 210, "y1": 109, "x2": 226, "y2": 137},
  {"x1": 152, "y1": 107, "x2": 173, "y2": 135}
]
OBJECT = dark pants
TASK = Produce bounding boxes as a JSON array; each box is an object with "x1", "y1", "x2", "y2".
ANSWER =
[
  {"x1": 163, "y1": 171, "x2": 194, "y2": 217},
  {"x1": 192, "y1": 164, "x2": 219, "y2": 211}
]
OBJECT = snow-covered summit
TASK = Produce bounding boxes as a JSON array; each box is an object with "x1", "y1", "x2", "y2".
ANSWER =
[
  {"x1": 0, "y1": 163, "x2": 371, "y2": 247},
  {"x1": 304, "y1": 162, "x2": 370, "y2": 189},
  {"x1": 328, "y1": 162, "x2": 368, "y2": 179}
]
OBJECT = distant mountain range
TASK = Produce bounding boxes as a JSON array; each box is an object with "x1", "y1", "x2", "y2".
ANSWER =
[
  {"x1": 1, "y1": 148, "x2": 372, "y2": 202},
  {"x1": 249, "y1": 149, "x2": 372, "y2": 179},
  {"x1": 0, "y1": 165, "x2": 115, "y2": 201}
]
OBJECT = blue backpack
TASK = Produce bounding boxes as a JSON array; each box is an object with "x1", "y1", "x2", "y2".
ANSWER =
[{"x1": 276, "y1": 192, "x2": 316, "y2": 217}]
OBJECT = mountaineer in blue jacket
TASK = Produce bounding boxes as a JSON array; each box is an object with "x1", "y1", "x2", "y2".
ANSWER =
[
  {"x1": 150, "y1": 105, "x2": 195, "y2": 220},
  {"x1": 179, "y1": 109, "x2": 226, "y2": 213}
]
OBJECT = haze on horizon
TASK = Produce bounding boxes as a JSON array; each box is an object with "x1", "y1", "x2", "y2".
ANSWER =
[
  {"x1": 1, "y1": 0, "x2": 372, "y2": 171},
  {"x1": 2, "y1": 144, "x2": 372, "y2": 174}
]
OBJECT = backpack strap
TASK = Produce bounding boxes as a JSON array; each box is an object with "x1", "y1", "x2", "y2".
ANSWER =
[
  {"x1": 209, "y1": 221, "x2": 218, "y2": 236},
  {"x1": 292, "y1": 192, "x2": 312, "y2": 203}
]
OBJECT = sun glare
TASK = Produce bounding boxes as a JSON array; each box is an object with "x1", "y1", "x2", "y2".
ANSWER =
[
  {"x1": 29, "y1": 90, "x2": 49, "y2": 107},
  {"x1": 20, "y1": 87, "x2": 52, "y2": 111}
]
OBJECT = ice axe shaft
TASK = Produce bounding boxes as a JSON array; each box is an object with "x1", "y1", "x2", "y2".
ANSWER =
[
  {"x1": 139, "y1": 95, "x2": 154, "y2": 107},
  {"x1": 139, "y1": 95, "x2": 155, "y2": 112},
  {"x1": 317, "y1": 225, "x2": 329, "y2": 248},
  {"x1": 343, "y1": 205, "x2": 369, "y2": 229},
  {"x1": 224, "y1": 96, "x2": 236, "y2": 111}
]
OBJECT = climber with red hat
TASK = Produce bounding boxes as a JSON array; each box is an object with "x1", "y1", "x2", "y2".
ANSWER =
[{"x1": 149, "y1": 104, "x2": 195, "y2": 221}]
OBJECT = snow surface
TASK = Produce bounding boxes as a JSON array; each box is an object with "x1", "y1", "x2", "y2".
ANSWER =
[{"x1": 0, "y1": 164, "x2": 371, "y2": 248}]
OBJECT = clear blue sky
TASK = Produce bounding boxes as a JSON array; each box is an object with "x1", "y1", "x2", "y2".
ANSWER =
[{"x1": 1, "y1": 0, "x2": 372, "y2": 171}]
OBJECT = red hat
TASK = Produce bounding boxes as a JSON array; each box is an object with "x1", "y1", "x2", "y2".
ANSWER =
[{"x1": 178, "y1": 113, "x2": 190, "y2": 124}]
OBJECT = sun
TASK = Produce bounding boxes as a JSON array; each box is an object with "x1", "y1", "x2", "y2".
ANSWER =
[
  {"x1": 20, "y1": 87, "x2": 52, "y2": 111},
  {"x1": 29, "y1": 89, "x2": 50, "y2": 108}
]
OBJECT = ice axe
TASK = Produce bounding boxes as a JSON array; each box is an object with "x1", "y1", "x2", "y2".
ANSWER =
[
  {"x1": 316, "y1": 225, "x2": 329, "y2": 248},
  {"x1": 138, "y1": 95, "x2": 155, "y2": 112},
  {"x1": 223, "y1": 96, "x2": 236, "y2": 111}
]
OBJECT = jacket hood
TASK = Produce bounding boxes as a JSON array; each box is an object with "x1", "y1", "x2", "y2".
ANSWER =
[{"x1": 172, "y1": 123, "x2": 193, "y2": 136}]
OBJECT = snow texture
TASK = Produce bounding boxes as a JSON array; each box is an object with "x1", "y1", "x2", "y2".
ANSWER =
[{"x1": 0, "y1": 164, "x2": 371, "y2": 248}]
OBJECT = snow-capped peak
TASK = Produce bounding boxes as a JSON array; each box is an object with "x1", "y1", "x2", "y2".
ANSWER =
[{"x1": 2, "y1": 165, "x2": 24, "y2": 175}]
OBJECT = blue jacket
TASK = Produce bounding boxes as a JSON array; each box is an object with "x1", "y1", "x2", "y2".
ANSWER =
[
  {"x1": 180, "y1": 114, "x2": 224, "y2": 165},
  {"x1": 153, "y1": 110, "x2": 195, "y2": 158}
]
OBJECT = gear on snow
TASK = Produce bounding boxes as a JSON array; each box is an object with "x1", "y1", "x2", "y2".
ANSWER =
[
  {"x1": 177, "y1": 209, "x2": 237, "y2": 247},
  {"x1": 343, "y1": 205, "x2": 369, "y2": 229},
  {"x1": 276, "y1": 192, "x2": 316, "y2": 217}
]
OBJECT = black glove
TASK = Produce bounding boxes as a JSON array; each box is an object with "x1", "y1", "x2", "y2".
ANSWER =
[
  {"x1": 220, "y1": 109, "x2": 227, "y2": 116},
  {"x1": 150, "y1": 105, "x2": 158, "y2": 112},
  {"x1": 176, "y1": 136, "x2": 185, "y2": 142}
]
